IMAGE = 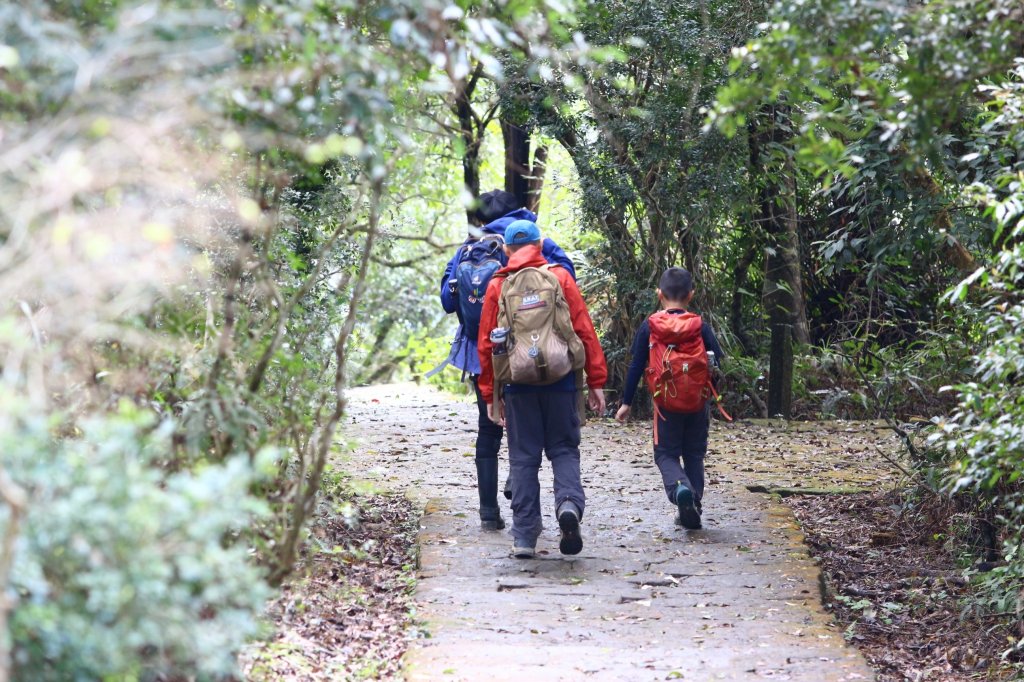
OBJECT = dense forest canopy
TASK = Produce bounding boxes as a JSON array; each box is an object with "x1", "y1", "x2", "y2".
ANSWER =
[{"x1": 1, "y1": 0, "x2": 1022, "y2": 678}]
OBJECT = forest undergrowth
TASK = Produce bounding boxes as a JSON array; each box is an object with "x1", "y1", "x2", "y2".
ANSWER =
[
  {"x1": 790, "y1": 491, "x2": 1023, "y2": 682},
  {"x1": 244, "y1": 474, "x2": 419, "y2": 681}
]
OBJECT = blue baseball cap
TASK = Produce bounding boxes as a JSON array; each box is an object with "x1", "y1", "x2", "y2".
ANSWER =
[{"x1": 505, "y1": 219, "x2": 541, "y2": 245}]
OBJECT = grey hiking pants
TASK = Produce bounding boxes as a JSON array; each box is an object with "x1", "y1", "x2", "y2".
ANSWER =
[
  {"x1": 504, "y1": 390, "x2": 585, "y2": 546},
  {"x1": 654, "y1": 405, "x2": 710, "y2": 504}
]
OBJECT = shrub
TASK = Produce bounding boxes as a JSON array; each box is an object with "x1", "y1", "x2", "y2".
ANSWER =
[
  {"x1": 2, "y1": 399, "x2": 273, "y2": 681},
  {"x1": 934, "y1": 184, "x2": 1024, "y2": 658}
]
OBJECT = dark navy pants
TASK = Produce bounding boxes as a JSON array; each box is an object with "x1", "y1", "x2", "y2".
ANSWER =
[
  {"x1": 504, "y1": 390, "x2": 584, "y2": 547},
  {"x1": 472, "y1": 377, "x2": 503, "y2": 461},
  {"x1": 654, "y1": 405, "x2": 710, "y2": 504}
]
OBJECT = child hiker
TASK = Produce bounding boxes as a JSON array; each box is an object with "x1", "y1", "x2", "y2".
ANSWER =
[
  {"x1": 615, "y1": 267, "x2": 727, "y2": 530},
  {"x1": 477, "y1": 220, "x2": 607, "y2": 558}
]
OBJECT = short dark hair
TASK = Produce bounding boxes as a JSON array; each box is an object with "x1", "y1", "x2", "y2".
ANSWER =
[
  {"x1": 475, "y1": 190, "x2": 522, "y2": 225},
  {"x1": 659, "y1": 267, "x2": 693, "y2": 301}
]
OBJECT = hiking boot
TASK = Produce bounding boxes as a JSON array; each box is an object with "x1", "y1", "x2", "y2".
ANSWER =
[
  {"x1": 512, "y1": 543, "x2": 536, "y2": 559},
  {"x1": 476, "y1": 459, "x2": 504, "y2": 530},
  {"x1": 480, "y1": 508, "x2": 506, "y2": 531},
  {"x1": 675, "y1": 483, "x2": 702, "y2": 530},
  {"x1": 503, "y1": 473, "x2": 513, "y2": 500},
  {"x1": 557, "y1": 502, "x2": 583, "y2": 556}
]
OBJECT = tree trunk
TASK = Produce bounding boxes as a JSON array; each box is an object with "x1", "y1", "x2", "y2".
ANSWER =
[
  {"x1": 765, "y1": 194, "x2": 809, "y2": 347},
  {"x1": 555, "y1": 126, "x2": 648, "y2": 412},
  {"x1": 750, "y1": 106, "x2": 809, "y2": 348},
  {"x1": 526, "y1": 144, "x2": 548, "y2": 215},
  {"x1": 0, "y1": 469, "x2": 26, "y2": 682},
  {"x1": 751, "y1": 104, "x2": 808, "y2": 419},
  {"x1": 453, "y1": 64, "x2": 486, "y2": 221},
  {"x1": 730, "y1": 239, "x2": 758, "y2": 356},
  {"x1": 766, "y1": 317, "x2": 793, "y2": 418},
  {"x1": 501, "y1": 118, "x2": 531, "y2": 209}
]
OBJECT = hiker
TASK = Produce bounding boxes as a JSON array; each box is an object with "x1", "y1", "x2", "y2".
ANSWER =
[
  {"x1": 477, "y1": 219, "x2": 607, "y2": 558},
  {"x1": 614, "y1": 267, "x2": 726, "y2": 530},
  {"x1": 437, "y1": 190, "x2": 576, "y2": 531}
]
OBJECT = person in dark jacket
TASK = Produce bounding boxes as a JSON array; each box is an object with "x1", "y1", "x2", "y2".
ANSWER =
[
  {"x1": 437, "y1": 190, "x2": 576, "y2": 531},
  {"x1": 615, "y1": 267, "x2": 724, "y2": 530}
]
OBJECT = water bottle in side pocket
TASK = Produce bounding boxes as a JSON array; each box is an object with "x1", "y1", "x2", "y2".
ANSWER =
[{"x1": 490, "y1": 327, "x2": 508, "y2": 355}]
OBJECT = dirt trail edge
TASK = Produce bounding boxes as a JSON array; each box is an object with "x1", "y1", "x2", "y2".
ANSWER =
[{"x1": 343, "y1": 383, "x2": 885, "y2": 682}]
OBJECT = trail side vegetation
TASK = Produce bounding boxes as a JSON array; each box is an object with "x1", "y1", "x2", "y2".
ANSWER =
[
  {"x1": 0, "y1": 0, "x2": 1022, "y2": 679},
  {"x1": 0, "y1": 1, "x2": 590, "y2": 678}
]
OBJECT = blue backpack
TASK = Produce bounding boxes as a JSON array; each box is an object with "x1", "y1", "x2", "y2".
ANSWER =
[{"x1": 455, "y1": 235, "x2": 506, "y2": 341}]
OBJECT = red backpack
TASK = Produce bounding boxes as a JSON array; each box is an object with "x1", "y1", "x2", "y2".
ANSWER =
[{"x1": 644, "y1": 311, "x2": 730, "y2": 440}]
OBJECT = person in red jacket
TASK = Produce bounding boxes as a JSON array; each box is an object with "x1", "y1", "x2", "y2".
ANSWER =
[{"x1": 477, "y1": 220, "x2": 607, "y2": 558}]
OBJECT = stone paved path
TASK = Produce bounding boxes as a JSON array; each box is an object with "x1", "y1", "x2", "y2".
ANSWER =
[{"x1": 343, "y1": 384, "x2": 890, "y2": 682}]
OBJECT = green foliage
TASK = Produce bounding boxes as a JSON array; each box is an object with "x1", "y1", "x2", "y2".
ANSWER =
[
  {"x1": 710, "y1": 0, "x2": 1024, "y2": 630},
  {"x1": 968, "y1": 540, "x2": 1024, "y2": 634},
  {"x1": 712, "y1": 0, "x2": 1021, "y2": 165},
  {"x1": 519, "y1": 0, "x2": 761, "y2": 395},
  {"x1": 0, "y1": 0, "x2": 589, "y2": 676},
  {"x1": 711, "y1": 1, "x2": 1007, "y2": 358},
  {"x1": 2, "y1": 399, "x2": 272, "y2": 681},
  {"x1": 406, "y1": 332, "x2": 467, "y2": 394},
  {"x1": 937, "y1": 216, "x2": 1024, "y2": 648},
  {"x1": 927, "y1": 62, "x2": 1024, "y2": 654}
]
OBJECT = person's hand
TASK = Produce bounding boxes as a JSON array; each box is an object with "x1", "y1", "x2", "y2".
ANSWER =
[
  {"x1": 587, "y1": 388, "x2": 606, "y2": 416},
  {"x1": 615, "y1": 404, "x2": 631, "y2": 423},
  {"x1": 487, "y1": 400, "x2": 506, "y2": 427}
]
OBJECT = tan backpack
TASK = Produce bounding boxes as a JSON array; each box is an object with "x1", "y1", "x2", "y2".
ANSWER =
[{"x1": 491, "y1": 265, "x2": 585, "y2": 387}]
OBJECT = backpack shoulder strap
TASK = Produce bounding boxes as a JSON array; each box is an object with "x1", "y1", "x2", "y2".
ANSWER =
[
  {"x1": 708, "y1": 383, "x2": 733, "y2": 422},
  {"x1": 494, "y1": 270, "x2": 511, "y2": 323},
  {"x1": 538, "y1": 263, "x2": 566, "y2": 287}
]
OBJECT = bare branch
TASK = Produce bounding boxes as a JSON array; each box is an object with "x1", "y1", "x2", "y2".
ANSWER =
[{"x1": 247, "y1": 194, "x2": 362, "y2": 395}]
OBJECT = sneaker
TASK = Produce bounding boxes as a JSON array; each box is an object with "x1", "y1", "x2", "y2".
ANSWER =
[
  {"x1": 675, "y1": 483, "x2": 702, "y2": 530},
  {"x1": 512, "y1": 543, "x2": 536, "y2": 559},
  {"x1": 557, "y1": 504, "x2": 583, "y2": 556},
  {"x1": 675, "y1": 501, "x2": 704, "y2": 527}
]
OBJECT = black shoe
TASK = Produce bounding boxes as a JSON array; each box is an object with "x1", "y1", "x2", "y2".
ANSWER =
[
  {"x1": 675, "y1": 483, "x2": 702, "y2": 530},
  {"x1": 476, "y1": 459, "x2": 503, "y2": 529},
  {"x1": 480, "y1": 507, "x2": 506, "y2": 531},
  {"x1": 503, "y1": 473, "x2": 513, "y2": 500},
  {"x1": 557, "y1": 504, "x2": 583, "y2": 555}
]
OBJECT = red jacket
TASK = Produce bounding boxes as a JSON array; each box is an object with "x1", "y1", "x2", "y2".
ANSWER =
[{"x1": 476, "y1": 245, "x2": 608, "y2": 404}]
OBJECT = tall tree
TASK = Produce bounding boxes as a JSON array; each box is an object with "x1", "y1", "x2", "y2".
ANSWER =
[
  {"x1": 450, "y1": 61, "x2": 499, "y2": 218},
  {"x1": 539, "y1": 0, "x2": 760, "y2": 399},
  {"x1": 502, "y1": 118, "x2": 531, "y2": 205},
  {"x1": 749, "y1": 104, "x2": 809, "y2": 417}
]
